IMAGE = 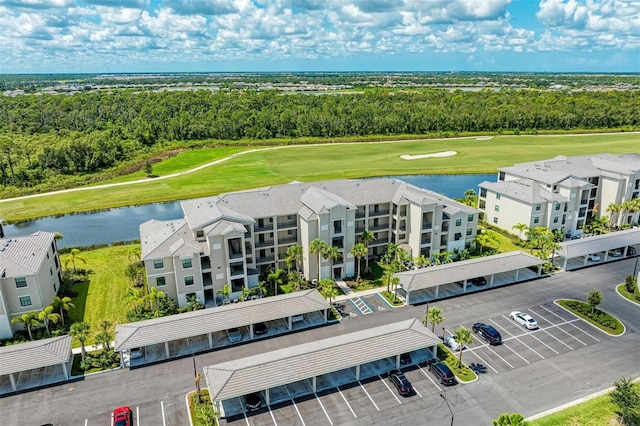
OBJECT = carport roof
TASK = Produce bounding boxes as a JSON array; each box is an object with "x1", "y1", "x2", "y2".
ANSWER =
[
  {"x1": 0, "y1": 335, "x2": 72, "y2": 376},
  {"x1": 556, "y1": 228, "x2": 640, "y2": 259},
  {"x1": 397, "y1": 251, "x2": 544, "y2": 291},
  {"x1": 203, "y1": 318, "x2": 439, "y2": 402},
  {"x1": 114, "y1": 289, "x2": 329, "y2": 351}
]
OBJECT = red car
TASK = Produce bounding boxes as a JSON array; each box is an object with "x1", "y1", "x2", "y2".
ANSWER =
[{"x1": 113, "y1": 406, "x2": 132, "y2": 426}]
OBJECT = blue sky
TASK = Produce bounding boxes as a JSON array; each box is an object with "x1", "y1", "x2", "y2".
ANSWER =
[{"x1": 1, "y1": 0, "x2": 639, "y2": 74}]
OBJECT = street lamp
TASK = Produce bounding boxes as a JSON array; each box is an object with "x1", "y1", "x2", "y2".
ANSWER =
[
  {"x1": 440, "y1": 393, "x2": 454, "y2": 426},
  {"x1": 424, "y1": 299, "x2": 430, "y2": 328},
  {"x1": 188, "y1": 338, "x2": 201, "y2": 401}
]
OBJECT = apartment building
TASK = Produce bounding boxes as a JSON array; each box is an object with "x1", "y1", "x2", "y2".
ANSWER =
[
  {"x1": 140, "y1": 178, "x2": 480, "y2": 307},
  {"x1": 478, "y1": 153, "x2": 640, "y2": 238},
  {"x1": 0, "y1": 232, "x2": 63, "y2": 338}
]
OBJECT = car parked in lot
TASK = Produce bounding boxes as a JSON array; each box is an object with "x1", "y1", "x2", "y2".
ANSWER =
[
  {"x1": 226, "y1": 327, "x2": 243, "y2": 342},
  {"x1": 468, "y1": 276, "x2": 487, "y2": 286},
  {"x1": 472, "y1": 322, "x2": 502, "y2": 345},
  {"x1": 388, "y1": 370, "x2": 414, "y2": 396},
  {"x1": 400, "y1": 352, "x2": 412, "y2": 365},
  {"x1": 254, "y1": 322, "x2": 268, "y2": 335},
  {"x1": 586, "y1": 253, "x2": 601, "y2": 262},
  {"x1": 608, "y1": 249, "x2": 622, "y2": 257},
  {"x1": 129, "y1": 347, "x2": 143, "y2": 359},
  {"x1": 113, "y1": 406, "x2": 132, "y2": 426},
  {"x1": 509, "y1": 311, "x2": 538, "y2": 330},
  {"x1": 428, "y1": 361, "x2": 457, "y2": 386},
  {"x1": 244, "y1": 392, "x2": 262, "y2": 411},
  {"x1": 291, "y1": 314, "x2": 305, "y2": 323},
  {"x1": 444, "y1": 335, "x2": 466, "y2": 351}
]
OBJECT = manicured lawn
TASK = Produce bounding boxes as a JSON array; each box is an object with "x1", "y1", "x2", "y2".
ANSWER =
[
  {"x1": 70, "y1": 350, "x2": 121, "y2": 376},
  {"x1": 556, "y1": 299, "x2": 624, "y2": 335},
  {"x1": 616, "y1": 283, "x2": 640, "y2": 305},
  {"x1": 67, "y1": 244, "x2": 135, "y2": 346},
  {"x1": 529, "y1": 391, "x2": 625, "y2": 426},
  {"x1": 437, "y1": 344, "x2": 477, "y2": 382},
  {"x1": 2, "y1": 133, "x2": 637, "y2": 222},
  {"x1": 380, "y1": 291, "x2": 404, "y2": 306}
]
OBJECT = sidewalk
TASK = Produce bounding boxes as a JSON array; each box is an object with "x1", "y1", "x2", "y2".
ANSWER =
[
  {"x1": 71, "y1": 342, "x2": 113, "y2": 354},
  {"x1": 333, "y1": 280, "x2": 387, "y2": 302}
]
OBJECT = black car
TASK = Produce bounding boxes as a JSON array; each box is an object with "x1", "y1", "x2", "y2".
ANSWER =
[
  {"x1": 472, "y1": 322, "x2": 502, "y2": 345},
  {"x1": 244, "y1": 392, "x2": 262, "y2": 411},
  {"x1": 388, "y1": 370, "x2": 414, "y2": 396},
  {"x1": 400, "y1": 352, "x2": 412, "y2": 365},
  {"x1": 469, "y1": 276, "x2": 487, "y2": 286},
  {"x1": 254, "y1": 322, "x2": 268, "y2": 335},
  {"x1": 428, "y1": 361, "x2": 457, "y2": 386}
]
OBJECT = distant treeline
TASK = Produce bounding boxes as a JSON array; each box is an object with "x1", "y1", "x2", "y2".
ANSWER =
[{"x1": 0, "y1": 89, "x2": 638, "y2": 195}]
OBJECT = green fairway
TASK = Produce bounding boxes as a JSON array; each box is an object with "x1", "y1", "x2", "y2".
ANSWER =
[{"x1": 1, "y1": 133, "x2": 638, "y2": 222}]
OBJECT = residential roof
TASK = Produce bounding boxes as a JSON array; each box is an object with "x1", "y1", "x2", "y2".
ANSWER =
[
  {"x1": 140, "y1": 219, "x2": 199, "y2": 260},
  {"x1": 556, "y1": 228, "x2": 640, "y2": 259},
  {"x1": 203, "y1": 318, "x2": 439, "y2": 402},
  {"x1": 114, "y1": 289, "x2": 329, "y2": 351},
  {"x1": 479, "y1": 179, "x2": 569, "y2": 204},
  {"x1": 0, "y1": 335, "x2": 72, "y2": 376},
  {"x1": 0, "y1": 231, "x2": 55, "y2": 277},
  {"x1": 397, "y1": 251, "x2": 545, "y2": 291}
]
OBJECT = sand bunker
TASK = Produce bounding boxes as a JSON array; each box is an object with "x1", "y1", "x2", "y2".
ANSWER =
[
  {"x1": 400, "y1": 151, "x2": 457, "y2": 160},
  {"x1": 475, "y1": 136, "x2": 494, "y2": 140}
]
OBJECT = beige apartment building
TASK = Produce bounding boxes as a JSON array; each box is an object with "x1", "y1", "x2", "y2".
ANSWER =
[
  {"x1": 140, "y1": 178, "x2": 480, "y2": 307},
  {"x1": 478, "y1": 153, "x2": 640, "y2": 238},
  {"x1": 0, "y1": 232, "x2": 63, "y2": 339}
]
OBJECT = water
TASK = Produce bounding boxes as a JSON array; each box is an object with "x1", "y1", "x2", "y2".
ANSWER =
[{"x1": 2, "y1": 174, "x2": 495, "y2": 248}]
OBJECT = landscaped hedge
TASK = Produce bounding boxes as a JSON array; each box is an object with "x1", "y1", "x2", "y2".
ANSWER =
[{"x1": 557, "y1": 300, "x2": 624, "y2": 335}]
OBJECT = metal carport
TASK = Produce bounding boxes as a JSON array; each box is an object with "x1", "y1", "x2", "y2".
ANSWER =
[
  {"x1": 0, "y1": 335, "x2": 72, "y2": 394},
  {"x1": 397, "y1": 251, "x2": 545, "y2": 304},
  {"x1": 555, "y1": 228, "x2": 640, "y2": 271},
  {"x1": 114, "y1": 289, "x2": 330, "y2": 365},
  {"x1": 203, "y1": 318, "x2": 439, "y2": 417}
]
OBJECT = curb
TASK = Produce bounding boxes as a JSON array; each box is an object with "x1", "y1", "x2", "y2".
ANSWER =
[{"x1": 614, "y1": 283, "x2": 640, "y2": 307}]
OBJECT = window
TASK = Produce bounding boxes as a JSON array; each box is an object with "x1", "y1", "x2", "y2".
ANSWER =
[
  {"x1": 466, "y1": 227, "x2": 472, "y2": 236},
  {"x1": 153, "y1": 259, "x2": 164, "y2": 269},
  {"x1": 555, "y1": 202, "x2": 561, "y2": 211},
  {"x1": 553, "y1": 216, "x2": 559, "y2": 224},
  {"x1": 182, "y1": 258, "x2": 193, "y2": 269},
  {"x1": 196, "y1": 230, "x2": 204, "y2": 238},
  {"x1": 535, "y1": 204, "x2": 541, "y2": 211},
  {"x1": 480, "y1": 188, "x2": 487, "y2": 197},
  {"x1": 494, "y1": 205, "x2": 500, "y2": 212},
  {"x1": 479, "y1": 200, "x2": 486, "y2": 209},
  {"x1": 156, "y1": 277, "x2": 166, "y2": 287},
  {"x1": 499, "y1": 171, "x2": 505, "y2": 181},
  {"x1": 19, "y1": 296, "x2": 32, "y2": 307},
  {"x1": 184, "y1": 276, "x2": 194, "y2": 286},
  {"x1": 15, "y1": 277, "x2": 27, "y2": 288},
  {"x1": 454, "y1": 232, "x2": 462, "y2": 241},
  {"x1": 493, "y1": 217, "x2": 499, "y2": 224},
  {"x1": 496, "y1": 193, "x2": 501, "y2": 200},
  {"x1": 455, "y1": 218, "x2": 462, "y2": 227},
  {"x1": 50, "y1": 267, "x2": 53, "y2": 276},
  {"x1": 534, "y1": 217, "x2": 540, "y2": 224},
  {"x1": 467, "y1": 214, "x2": 474, "y2": 222}
]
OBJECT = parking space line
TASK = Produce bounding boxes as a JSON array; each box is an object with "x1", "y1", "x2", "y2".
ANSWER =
[
  {"x1": 243, "y1": 411, "x2": 251, "y2": 426},
  {"x1": 502, "y1": 342, "x2": 530, "y2": 363},
  {"x1": 284, "y1": 387, "x2": 306, "y2": 426},
  {"x1": 161, "y1": 400, "x2": 166, "y2": 426},
  {"x1": 137, "y1": 406, "x2": 140, "y2": 426},
  {"x1": 540, "y1": 305, "x2": 601, "y2": 342},
  {"x1": 313, "y1": 392, "x2": 333, "y2": 425},
  {"x1": 268, "y1": 405, "x2": 278, "y2": 425},
  {"x1": 378, "y1": 374, "x2": 402, "y2": 404},
  {"x1": 413, "y1": 386, "x2": 423, "y2": 398},
  {"x1": 465, "y1": 349, "x2": 499, "y2": 374},
  {"x1": 337, "y1": 387, "x2": 358, "y2": 418},
  {"x1": 485, "y1": 346, "x2": 515, "y2": 369},
  {"x1": 535, "y1": 327, "x2": 573, "y2": 350},
  {"x1": 530, "y1": 308, "x2": 587, "y2": 346},
  {"x1": 417, "y1": 364, "x2": 443, "y2": 392},
  {"x1": 358, "y1": 381, "x2": 380, "y2": 411},
  {"x1": 494, "y1": 318, "x2": 545, "y2": 360},
  {"x1": 526, "y1": 329, "x2": 560, "y2": 355}
]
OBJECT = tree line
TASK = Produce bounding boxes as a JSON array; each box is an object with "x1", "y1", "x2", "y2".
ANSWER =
[{"x1": 0, "y1": 88, "x2": 638, "y2": 193}]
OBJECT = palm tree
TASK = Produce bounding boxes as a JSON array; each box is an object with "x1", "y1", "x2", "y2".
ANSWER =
[
  {"x1": 11, "y1": 311, "x2": 41, "y2": 341},
  {"x1": 382, "y1": 269, "x2": 396, "y2": 293},
  {"x1": 474, "y1": 232, "x2": 495, "y2": 254},
  {"x1": 360, "y1": 230, "x2": 375, "y2": 272},
  {"x1": 128, "y1": 247, "x2": 142, "y2": 263},
  {"x1": 607, "y1": 203, "x2": 621, "y2": 228},
  {"x1": 267, "y1": 268, "x2": 285, "y2": 296},
  {"x1": 587, "y1": 289, "x2": 603, "y2": 314},
  {"x1": 309, "y1": 239, "x2": 327, "y2": 280},
  {"x1": 414, "y1": 254, "x2": 431, "y2": 268},
  {"x1": 125, "y1": 287, "x2": 145, "y2": 310},
  {"x1": 240, "y1": 286, "x2": 252, "y2": 301},
  {"x1": 96, "y1": 320, "x2": 113, "y2": 351},
  {"x1": 254, "y1": 280, "x2": 268, "y2": 298},
  {"x1": 492, "y1": 413, "x2": 529, "y2": 426},
  {"x1": 318, "y1": 278, "x2": 339, "y2": 304},
  {"x1": 454, "y1": 326, "x2": 474, "y2": 368},
  {"x1": 64, "y1": 248, "x2": 86, "y2": 273},
  {"x1": 285, "y1": 244, "x2": 303, "y2": 276},
  {"x1": 323, "y1": 246, "x2": 342, "y2": 279},
  {"x1": 427, "y1": 307, "x2": 445, "y2": 333},
  {"x1": 439, "y1": 251, "x2": 454, "y2": 264},
  {"x1": 512, "y1": 223, "x2": 528, "y2": 241},
  {"x1": 351, "y1": 243, "x2": 367, "y2": 281},
  {"x1": 145, "y1": 286, "x2": 165, "y2": 309},
  {"x1": 38, "y1": 306, "x2": 61, "y2": 336},
  {"x1": 217, "y1": 283, "x2": 232, "y2": 303},
  {"x1": 51, "y1": 296, "x2": 74, "y2": 326},
  {"x1": 69, "y1": 322, "x2": 90, "y2": 363}
]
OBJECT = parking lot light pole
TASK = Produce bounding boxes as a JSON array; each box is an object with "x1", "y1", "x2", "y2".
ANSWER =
[
  {"x1": 440, "y1": 393, "x2": 454, "y2": 426},
  {"x1": 188, "y1": 338, "x2": 201, "y2": 402}
]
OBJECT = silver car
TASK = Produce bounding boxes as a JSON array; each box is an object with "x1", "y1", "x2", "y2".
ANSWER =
[
  {"x1": 444, "y1": 335, "x2": 465, "y2": 351},
  {"x1": 226, "y1": 327, "x2": 243, "y2": 342},
  {"x1": 509, "y1": 311, "x2": 538, "y2": 330}
]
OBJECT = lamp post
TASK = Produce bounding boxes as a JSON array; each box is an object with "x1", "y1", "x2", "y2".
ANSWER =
[
  {"x1": 440, "y1": 393, "x2": 454, "y2": 426},
  {"x1": 424, "y1": 299, "x2": 429, "y2": 328},
  {"x1": 188, "y1": 338, "x2": 201, "y2": 401}
]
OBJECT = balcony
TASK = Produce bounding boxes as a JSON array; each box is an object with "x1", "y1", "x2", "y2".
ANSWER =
[
  {"x1": 200, "y1": 257, "x2": 211, "y2": 270},
  {"x1": 230, "y1": 264, "x2": 245, "y2": 276},
  {"x1": 422, "y1": 222, "x2": 433, "y2": 230},
  {"x1": 278, "y1": 235, "x2": 298, "y2": 245},
  {"x1": 277, "y1": 219, "x2": 297, "y2": 229},
  {"x1": 228, "y1": 251, "x2": 243, "y2": 260},
  {"x1": 355, "y1": 226, "x2": 365, "y2": 233},
  {"x1": 369, "y1": 209, "x2": 390, "y2": 217},
  {"x1": 255, "y1": 240, "x2": 275, "y2": 248},
  {"x1": 421, "y1": 236, "x2": 432, "y2": 245},
  {"x1": 369, "y1": 223, "x2": 389, "y2": 231},
  {"x1": 255, "y1": 255, "x2": 276, "y2": 264},
  {"x1": 441, "y1": 223, "x2": 449, "y2": 232}
]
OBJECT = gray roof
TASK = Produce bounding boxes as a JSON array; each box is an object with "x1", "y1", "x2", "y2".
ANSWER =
[
  {"x1": 114, "y1": 289, "x2": 329, "y2": 351},
  {"x1": 140, "y1": 219, "x2": 198, "y2": 260},
  {"x1": 0, "y1": 335, "x2": 72, "y2": 375},
  {"x1": 479, "y1": 179, "x2": 569, "y2": 204},
  {"x1": 0, "y1": 231, "x2": 55, "y2": 277},
  {"x1": 203, "y1": 318, "x2": 439, "y2": 402},
  {"x1": 556, "y1": 228, "x2": 640, "y2": 258},
  {"x1": 397, "y1": 251, "x2": 544, "y2": 291}
]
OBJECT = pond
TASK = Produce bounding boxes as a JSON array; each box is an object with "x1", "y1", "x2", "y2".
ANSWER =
[{"x1": 2, "y1": 173, "x2": 495, "y2": 248}]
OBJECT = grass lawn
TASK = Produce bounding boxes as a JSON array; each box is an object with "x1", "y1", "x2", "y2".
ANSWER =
[
  {"x1": 529, "y1": 390, "x2": 628, "y2": 426},
  {"x1": 67, "y1": 244, "x2": 135, "y2": 346},
  {"x1": 2, "y1": 133, "x2": 638, "y2": 222},
  {"x1": 188, "y1": 389, "x2": 218, "y2": 426},
  {"x1": 556, "y1": 299, "x2": 625, "y2": 335},
  {"x1": 380, "y1": 291, "x2": 404, "y2": 306},
  {"x1": 437, "y1": 344, "x2": 477, "y2": 383},
  {"x1": 70, "y1": 350, "x2": 121, "y2": 376},
  {"x1": 616, "y1": 283, "x2": 640, "y2": 305}
]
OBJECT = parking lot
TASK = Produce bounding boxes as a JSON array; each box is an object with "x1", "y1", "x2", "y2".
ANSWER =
[
  {"x1": 221, "y1": 353, "x2": 451, "y2": 426},
  {"x1": 332, "y1": 293, "x2": 393, "y2": 320},
  {"x1": 445, "y1": 301, "x2": 603, "y2": 375}
]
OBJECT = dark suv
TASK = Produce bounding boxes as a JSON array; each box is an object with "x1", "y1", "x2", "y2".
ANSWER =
[
  {"x1": 472, "y1": 322, "x2": 502, "y2": 345},
  {"x1": 428, "y1": 361, "x2": 457, "y2": 386}
]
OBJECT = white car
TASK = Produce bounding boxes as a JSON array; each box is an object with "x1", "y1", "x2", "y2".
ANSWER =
[
  {"x1": 509, "y1": 311, "x2": 538, "y2": 330},
  {"x1": 608, "y1": 249, "x2": 622, "y2": 257},
  {"x1": 226, "y1": 327, "x2": 243, "y2": 342},
  {"x1": 443, "y1": 335, "x2": 466, "y2": 351},
  {"x1": 586, "y1": 253, "x2": 601, "y2": 262}
]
